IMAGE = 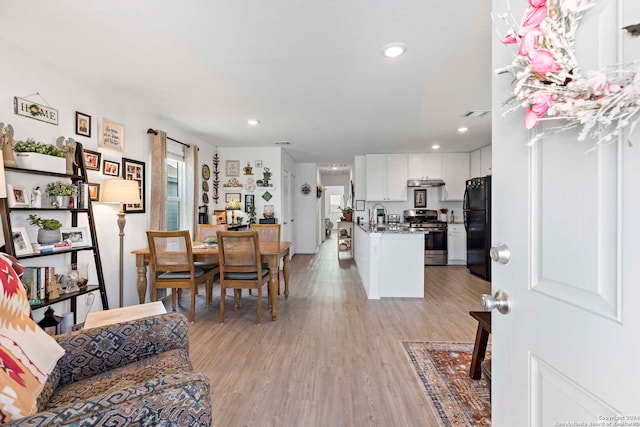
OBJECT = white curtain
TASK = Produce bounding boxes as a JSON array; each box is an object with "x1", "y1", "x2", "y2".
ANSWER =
[{"x1": 184, "y1": 144, "x2": 198, "y2": 237}]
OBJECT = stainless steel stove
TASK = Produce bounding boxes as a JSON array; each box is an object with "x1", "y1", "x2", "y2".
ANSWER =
[{"x1": 403, "y1": 209, "x2": 448, "y2": 265}]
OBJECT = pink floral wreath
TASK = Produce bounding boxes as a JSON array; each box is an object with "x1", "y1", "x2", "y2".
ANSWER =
[{"x1": 497, "y1": 0, "x2": 640, "y2": 146}]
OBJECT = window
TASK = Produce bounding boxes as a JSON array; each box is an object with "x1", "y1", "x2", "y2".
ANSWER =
[{"x1": 166, "y1": 141, "x2": 186, "y2": 231}]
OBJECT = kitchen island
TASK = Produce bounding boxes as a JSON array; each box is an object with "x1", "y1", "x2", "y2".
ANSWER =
[{"x1": 353, "y1": 223, "x2": 425, "y2": 299}]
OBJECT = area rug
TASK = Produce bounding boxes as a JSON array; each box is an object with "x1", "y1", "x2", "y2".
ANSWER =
[{"x1": 403, "y1": 341, "x2": 491, "y2": 426}]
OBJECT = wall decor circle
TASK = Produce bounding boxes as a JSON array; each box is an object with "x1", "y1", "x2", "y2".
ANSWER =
[
  {"x1": 301, "y1": 183, "x2": 311, "y2": 195},
  {"x1": 496, "y1": 0, "x2": 640, "y2": 147},
  {"x1": 202, "y1": 193, "x2": 209, "y2": 204},
  {"x1": 202, "y1": 164, "x2": 211, "y2": 180},
  {"x1": 202, "y1": 181, "x2": 209, "y2": 192}
]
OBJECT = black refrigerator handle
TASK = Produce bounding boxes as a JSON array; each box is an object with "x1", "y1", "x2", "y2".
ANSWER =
[
  {"x1": 463, "y1": 187, "x2": 469, "y2": 211},
  {"x1": 463, "y1": 211, "x2": 469, "y2": 232}
]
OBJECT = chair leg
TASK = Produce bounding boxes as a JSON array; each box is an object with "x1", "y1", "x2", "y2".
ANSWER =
[
  {"x1": 177, "y1": 289, "x2": 183, "y2": 307},
  {"x1": 171, "y1": 289, "x2": 176, "y2": 312},
  {"x1": 256, "y1": 286, "x2": 262, "y2": 324},
  {"x1": 206, "y1": 281, "x2": 213, "y2": 308},
  {"x1": 219, "y1": 285, "x2": 225, "y2": 323},
  {"x1": 190, "y1": 287, "x2": 196, "y2": 322}
]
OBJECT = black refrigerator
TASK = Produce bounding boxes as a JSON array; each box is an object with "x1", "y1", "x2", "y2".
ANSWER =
[{"x1": 463, "y1": 176, "x2": 491, "y2": 281}]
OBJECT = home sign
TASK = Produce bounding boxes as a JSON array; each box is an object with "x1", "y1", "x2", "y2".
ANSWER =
[{"x1": 14, "y1": 97, "x2": 58, "y2": 125}]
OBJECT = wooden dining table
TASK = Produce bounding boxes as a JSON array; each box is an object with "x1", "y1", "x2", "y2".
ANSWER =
[{"x1": 132, "y1": 241, "x2": 292, "y2": 320}]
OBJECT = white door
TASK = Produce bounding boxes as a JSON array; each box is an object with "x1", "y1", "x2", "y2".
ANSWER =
[
  {"x1": 282, "y1": 169, "x2": 294, "y2": 254},
  {"x1": 491, "y1": 0, "x2": 640, "y2": 424}
]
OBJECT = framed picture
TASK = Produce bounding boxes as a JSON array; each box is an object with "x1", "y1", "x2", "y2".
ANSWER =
[
  {"x1": 11, "y1": 227, "x2": 33, "y2": 256},
  {"x1": 214, "y1": 209, "x2": 227, "y2": 224},
  {"x1": 226, "y1": 160, "x2": 240, "y2": 176},
  {"x1": 414, "y1": 189, "x2": 427, "y2": 208},
  {"x1": 225, "y1": 192, "x2": 241, "y2": 203},
  {"x1": 122, "y1": 157, "x2": 145, "y2": 213},
  {"x1": 99, "y1": 118, "x2": 125, "y2": 153},
  {"x1": 60, "y1": 227, "x2": 89, "y2": 248},
  {"x1": 355, "y1": 200, "x2": 365, "y2": 211},
  {"x1": 245, "y1": 194, "x2": 255, "y2": 213},
  {"x1": 75, "y1": 111, "x2": 92, "y2": 137},
  {"x1": 88, "y1": 183, "x2": 100, "y2": 201},
  {"x1": 7, "y1": 184, "x2": 29, "y2": 208},
  {"x1": 83, "y1": 149, "x2": 101, "y2": 171},
  {"x1": 103, "y1": 159, "x2": 120, "y2": 176}
]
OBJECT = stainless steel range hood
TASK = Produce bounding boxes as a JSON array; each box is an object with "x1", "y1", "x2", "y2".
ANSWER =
[{"x1": 407, "y1": 179, "x2": 445, "y2": 187}]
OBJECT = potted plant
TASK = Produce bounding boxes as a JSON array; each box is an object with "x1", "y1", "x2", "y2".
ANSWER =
[
  {"x1": 12, "y1": 138, "x2": 66, "y2": 173},
  {"x1": 45, "y1": 181, "x2": 77, "y2": 208},
  {"x1": 248, "y1": 205, "x2": 257, "y2": 225},
  {"x1": 28, "y1": 214, "x2": 62, "y2": 244},
  {"x1": 340, "y1": 206, "x2": 354, "y2": 222}
]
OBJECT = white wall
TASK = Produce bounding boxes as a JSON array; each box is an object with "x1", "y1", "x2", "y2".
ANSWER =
[
  {"x1": 0, "y1": 38, "x2": 211, "y2": 320},
  {"x1": 294, "y1": 163, "x2": 319, "y2": 253}
]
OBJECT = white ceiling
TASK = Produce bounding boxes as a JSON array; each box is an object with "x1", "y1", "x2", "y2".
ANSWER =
[{"x1": 0, "y1": 0, "x2": 493, "y2": 164}]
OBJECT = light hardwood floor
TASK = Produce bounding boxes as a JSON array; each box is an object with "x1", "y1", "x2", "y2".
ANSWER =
[{"x1": 166, "y1": 234, "x2": 491, "y2": 426}]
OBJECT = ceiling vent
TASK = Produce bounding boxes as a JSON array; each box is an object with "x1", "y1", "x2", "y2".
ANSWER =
[
  {"x1": 274, "y1": 141, "x2": 290, "y2": 145},
  {"x1": 463, "y1": 110, "x2": 490, "y2": 118}
]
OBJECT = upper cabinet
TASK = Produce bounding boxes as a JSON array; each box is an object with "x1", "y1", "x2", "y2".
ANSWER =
[
  {"x1": 440, "y1": 153, "x2": 470, "y2": 201},
  {"x1": 365, "y1": 154, "x2": 408, "y2": 201},
  {"x1": 470, "y1": 145, "x2": 492, "y2": 178},
  {"x1": 354, "y1": 155, "x2": 366, "y2": 201},
  {"x1": 407, "y1": 154, "x2": 442, "y2": 180}
]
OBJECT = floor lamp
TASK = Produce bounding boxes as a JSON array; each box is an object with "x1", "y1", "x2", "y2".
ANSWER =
[{"x1": 100, "y1": 178, "x2": 141, "y2": 307}]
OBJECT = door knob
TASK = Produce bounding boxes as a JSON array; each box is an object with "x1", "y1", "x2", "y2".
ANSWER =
[
  {"x1": 480, "y1": 290, "x2": 511, "y2": 314},
  {"x1": 490, "y1": 243, "x2": 511, "y2": 264}
]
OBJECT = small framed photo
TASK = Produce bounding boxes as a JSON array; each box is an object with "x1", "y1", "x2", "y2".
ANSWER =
[
  {"x1": 99, "y1": 118, "x2": 125, "y2": 153},
  {"x1": 83, "y1": 149, "x2": 101, "y2": 171},
  {"x1": 103, "y1": 159, "x2": 120, "y2": 176},
  {"x1": 355, "y1": 200, "x2": 365, "y2": 211},
  {"x1": 122, "y1": 158, "x2": 145, "y2": 213},
  {"x1": 60, "y1": 227, "x2": 89, "y2": 248},
  {"x1": 414, "y1": 189, "x2": 427, "y2": 208},
  {"x1": 75, "y1": 111, "x2": 92, "y2": 138},
  {"x1": 225, "y1": 192, "x2": 241, "y2": 203},
  {"x1": 7, "y1": 184, "x2": 29, "y2": 208},
  {"x1": 255, "y1": 160, "x2": 263, "y2": 168},
  {"x1": 11, "y1": 227, "x2": 33, "y2": 256},
  {"x1": 88, "y1": 183, "x2": 100, "y2": 201},
  {"x1": 226, "y1": 160, "x2": 240, "y2": 176},
  {"x1": 245, "y1": 194, "x2": 255, "y2": 213},
  {"x1": 214, "y1": 210, "x2": 227, "y2": 224}
]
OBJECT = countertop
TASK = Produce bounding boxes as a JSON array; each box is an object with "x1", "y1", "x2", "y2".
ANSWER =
[{"x1": 355, "y1": 222, "x2": 427, "y2": 234}]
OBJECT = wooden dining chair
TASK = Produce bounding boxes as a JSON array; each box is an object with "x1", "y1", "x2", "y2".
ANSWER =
[
  {"x1": 196, "y1": 224, "x2": 227, "y2": 242},
  {"x1": 250, "y1": 224, "x2": 281, "y2": 294},
  {"x1": 146, "y1": 230, "x2": 218, "y2": 322},
  {"x1": 217, "y1": 230, "x2": 270, "y2": 324}
]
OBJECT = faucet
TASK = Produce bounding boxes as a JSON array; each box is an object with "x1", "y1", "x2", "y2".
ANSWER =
[{"x1": 371, "y1": 203, "x2": 387, "y2": 225}]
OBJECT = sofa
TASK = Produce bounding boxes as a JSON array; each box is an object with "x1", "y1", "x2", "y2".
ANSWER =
[{"x1": 8, "y1": 313, "x2": 212, "y2": 426}]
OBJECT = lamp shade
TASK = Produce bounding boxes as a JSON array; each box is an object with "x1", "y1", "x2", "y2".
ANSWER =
[{"x1": 100, "y1": 178, "x2": 140, "y2": 204}]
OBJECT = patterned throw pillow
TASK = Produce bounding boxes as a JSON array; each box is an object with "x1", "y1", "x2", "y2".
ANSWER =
[{"x1": 0, "y1": 253, "x2": 65, "y2": 422}]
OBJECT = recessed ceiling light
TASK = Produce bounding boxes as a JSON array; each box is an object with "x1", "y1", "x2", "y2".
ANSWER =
[
  {"x1": 247, "y1": 119, "x2": 260, "y2": 126},
  {"x1": 382, "y1": 42, "x2": 407, "y2": 58},
  {"x1": 432, "y1": 144, "x2": 440, "y2": 150},
  {"x1": 457, "y1": 126, "x2": 468, "y2": 133}
]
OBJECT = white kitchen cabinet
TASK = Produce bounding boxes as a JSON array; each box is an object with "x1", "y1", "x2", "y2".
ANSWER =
[
  {"x1": 407, "y1": 153, "x2": 442, "y2": 180},
  {"x1": 440, "y1": 153, "x2": 470, "y2": 201},
  {"x1": 470, "y1": 149, "x2": 481, "y2": 178},
  {"x1": 365, "y1": 154, "x2": 408, "y2": 201},
  {"x1": 480, "y1": 145, "x2": 492, "y2": 176},
  {"x1": 448, "y1": 224, "x2": 466, "y2": 264},
  {"x1": 354, "y1": 155, "x2": 366, "y2": 201}
]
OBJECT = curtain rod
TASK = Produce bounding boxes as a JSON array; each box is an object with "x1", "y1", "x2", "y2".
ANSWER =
[{"x1": 147, "y1": 128, "x2": 190, "y2": 148}]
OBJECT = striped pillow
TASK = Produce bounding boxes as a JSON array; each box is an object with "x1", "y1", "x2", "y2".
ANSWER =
[{"x1": 0, "y1": 253, "x2": 65, "y2": 422}]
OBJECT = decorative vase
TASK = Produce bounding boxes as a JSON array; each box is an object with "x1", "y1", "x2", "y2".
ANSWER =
[
  {"x1": 344, "y1": 213, "x2": 353, "y2": 222},
  {"x1": 37, "y1": 228, "x2": 61, "y2": 244},
  {"x1": 54, "y1": 196, "x2": 70, "y2": 208}
]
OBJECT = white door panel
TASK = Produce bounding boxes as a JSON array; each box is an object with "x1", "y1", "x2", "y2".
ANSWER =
[{"x1": 491, "y1": 0, "x2": 640, "y2": 424}]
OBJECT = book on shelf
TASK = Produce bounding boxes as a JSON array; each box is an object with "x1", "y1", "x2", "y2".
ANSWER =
[
  {"x1": 32, "y1": 241, "x2": 71, "y2": 254},
  {"x1": 74, "y1": 183, "x2": 89, "y2": 209},
  {"x1": 22, "y1": 266, "x2": 59, "y2": 302}
]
